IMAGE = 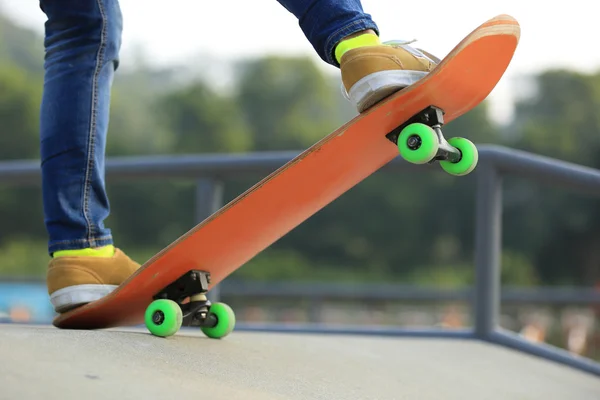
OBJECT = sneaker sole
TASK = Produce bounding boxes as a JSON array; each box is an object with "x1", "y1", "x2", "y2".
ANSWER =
[
  {"x1": 50, "y1": 284, "x2": 118, "y2": 313},
  {"x1": 349, "y1": 70, "x2": 429, "y2": 112}
]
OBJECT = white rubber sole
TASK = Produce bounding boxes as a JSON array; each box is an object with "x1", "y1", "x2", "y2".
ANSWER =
[
  {"x1": 346, "y1": 70, "x2": 429, "y2": 112},
  {"x1": 50, "y1": 284, "x2": 118, "y2": 313}
]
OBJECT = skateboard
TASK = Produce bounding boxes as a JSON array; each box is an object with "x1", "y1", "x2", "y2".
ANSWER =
[{"x1": 53, "y1": 14, "x2": 520, "y2": 338}]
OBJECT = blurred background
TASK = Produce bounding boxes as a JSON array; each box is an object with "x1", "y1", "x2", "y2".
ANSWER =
[{"x1": 0, "y1": 0, "x2": 599, "y2": 362}]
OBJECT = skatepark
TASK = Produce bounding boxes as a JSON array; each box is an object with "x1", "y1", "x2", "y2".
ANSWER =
[
  {"x1": 1, "y1": 4, "x2": 600, "y2": 399},
  {"x1": 2, "y1": 147, "x2": 600, "y2": 399}
]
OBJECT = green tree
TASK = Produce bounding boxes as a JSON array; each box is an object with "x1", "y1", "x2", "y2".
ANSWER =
[
  {"x1": 235, "y1": 56, "x2": 344, "y2": 151},
  {"x1": 156, "y1": 81, "x2": 251, "y2": 154},
  {"x1": 0, "y1": 63, "x2": 46, "y2": 250},
  {"x1": 0, "y1": 12, "x2": 43, "y2": 74},
  {"x1": 506, "y1": 70, "x2": 600, "y2": 285}
]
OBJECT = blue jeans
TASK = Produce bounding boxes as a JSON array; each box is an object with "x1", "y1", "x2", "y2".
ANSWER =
[{"x1": 39, "y1": 0, "x2": 378, "y2": 254}]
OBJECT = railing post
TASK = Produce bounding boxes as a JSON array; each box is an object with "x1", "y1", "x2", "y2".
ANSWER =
[
  {"x1": 473, "y1": 160, "x2": 503, "y2": 339},
  {"x1": 195, "y1": 178, "x2": 224, "y2": 302}
]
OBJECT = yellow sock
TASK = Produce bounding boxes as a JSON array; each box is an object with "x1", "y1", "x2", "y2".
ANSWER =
[
  {"x1": 53, "y1": 245, "x2": 115, "y2": 258},
  {"x1": 335, "y1": 32, "x2": 381, "y2": 64}
]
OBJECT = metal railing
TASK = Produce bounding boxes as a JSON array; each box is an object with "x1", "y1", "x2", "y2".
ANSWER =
[{"x1": 1, "y1": 144, "x2": 599, "y2": 377}]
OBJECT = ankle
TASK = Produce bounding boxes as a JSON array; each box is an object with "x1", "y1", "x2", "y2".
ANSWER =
[
  {"x1": 335, "y1": 30, "x2": 380, "y2": 64},
  {"x1": 53, "y1": 245, "x2": 115, "y2": 258}
]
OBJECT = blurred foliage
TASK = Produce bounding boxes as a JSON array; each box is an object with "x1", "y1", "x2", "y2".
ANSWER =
[{"x1": 0, "y1": 11, "x2": 598, "y2": 290}]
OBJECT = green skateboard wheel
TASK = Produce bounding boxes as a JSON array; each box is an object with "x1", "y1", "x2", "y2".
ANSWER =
[
  {"x1": 440, "y1": 137, "x2": 478, "y2": 176},
  {"x1": 144, "y1": 299, "x2": 183, "y2": 337},
  {"x1": 201, "y1": 302, "x2": 236, "y2": 339},
  {"x1": 397, "y1": 123, "x2": 439, "y2": 164}
]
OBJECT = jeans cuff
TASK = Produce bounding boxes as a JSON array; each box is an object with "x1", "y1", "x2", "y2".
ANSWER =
[
  {"x1": 324, "y1": 19, "x2": 380, "y2": 67},
  {"x1": 48, "y1": 235, "x2": 114, "y2": 255}
]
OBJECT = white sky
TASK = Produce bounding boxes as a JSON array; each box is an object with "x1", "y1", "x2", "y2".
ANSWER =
[{"x1": 1, "y1": 0, "x2": 599, "y2": 124}]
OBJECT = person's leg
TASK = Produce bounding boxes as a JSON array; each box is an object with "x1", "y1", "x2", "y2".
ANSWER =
[
  {"x1": 277, "y1": 0, "x2": 379, "y2": 66},
  {"x1": 40, "y1": 0, "x2": 117, "y2": 253},
  {"x1": 277, "y1": 0, "x2": 440, "y2": 112},
  {"x1": 39, "y1": 0, "x2": 139, "y2": 313}
]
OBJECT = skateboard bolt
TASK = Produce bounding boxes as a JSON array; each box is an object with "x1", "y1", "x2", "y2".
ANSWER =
[
  {"x1": 407, "y1": 135, "x2": 422, "y2": 150},
  {"x1": 152, "y1": 310, "x2": 165, "y2": 325}
]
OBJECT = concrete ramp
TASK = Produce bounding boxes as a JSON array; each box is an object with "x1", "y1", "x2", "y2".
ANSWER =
[{"x1": 2, "y1": 324, "x2": 598, "y2": 399}]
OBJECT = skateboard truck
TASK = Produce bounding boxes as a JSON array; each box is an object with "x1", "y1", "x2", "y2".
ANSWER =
[
  {"x1": 387, "y1": 105, "x2": 479, "y2": 176},
  {"x1": 145, "y1": 270, "x2": 236, "y2": 339},
  {"x1": 153, "y1": 270, "x2": 215, "y2": 327}
]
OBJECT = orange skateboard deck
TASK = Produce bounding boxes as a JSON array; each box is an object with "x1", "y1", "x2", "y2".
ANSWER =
[{"x1": 53, "y1": 14, "x2": 520, "y2": 337}]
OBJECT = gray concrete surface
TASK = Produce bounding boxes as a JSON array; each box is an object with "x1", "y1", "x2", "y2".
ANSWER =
[{"x1": 1, "y1": 323, "x2": 599, "y2": 400}]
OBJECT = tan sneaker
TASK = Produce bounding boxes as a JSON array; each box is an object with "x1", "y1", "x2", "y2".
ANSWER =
[
  {"x1": 340, "y1": 40, "x2": 440, "y2": 112},
  {"x1": 47, "y1": 248, "x2": 140, "y2": 313}
]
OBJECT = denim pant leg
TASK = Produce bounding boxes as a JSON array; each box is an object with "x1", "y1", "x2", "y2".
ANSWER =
[
  {"x1": 276, "y1": 0, "x2": 379, "y2": 66},
  {"x1": 39, "y1": 0, "x2": 122, "y2": 254}
]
